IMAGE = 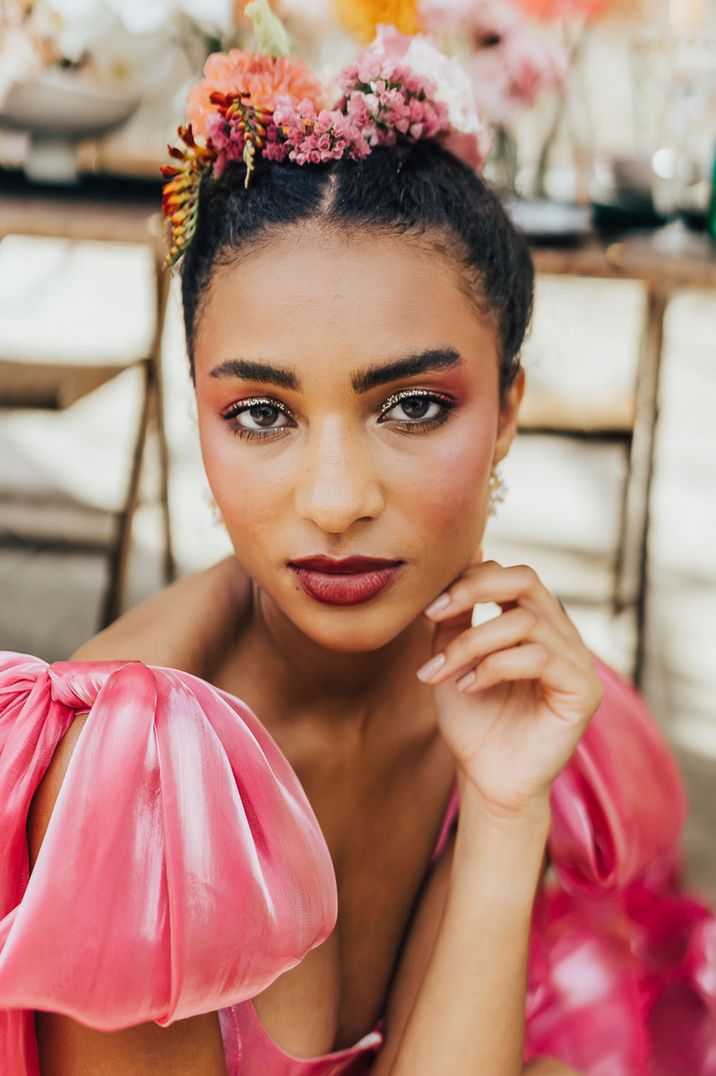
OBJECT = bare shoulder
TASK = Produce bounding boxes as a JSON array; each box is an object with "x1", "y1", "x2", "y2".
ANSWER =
[{"x1": 70, "y1": 554, "x2": 252, "y2": 679}]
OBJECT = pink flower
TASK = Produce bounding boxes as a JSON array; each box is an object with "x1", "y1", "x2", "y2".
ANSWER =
[
  {"x1": 501, "y1": 23, "x2": 566, "y2": 104},
  {"x1": 274, "y1": 98, "x2": 372, "y2": 164},
  {"x1": 187, "y1": 48, "x2": 325, "y2": 142},
  {"x1": 340, "y1": 24, "x2": 491, "y2": 168},
  {"x1": 419, "y1": 0, "x2": 567, "y2": 124},
  {"x1": 469, "y1": 22, "x2": 566, "y2": 123},
  {"x1": 171, "y1": 18, "x2": 494, "y2": 182}
]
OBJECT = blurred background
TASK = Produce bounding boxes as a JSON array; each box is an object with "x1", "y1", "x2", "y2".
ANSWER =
[{"x1": 0, "y1": 0, "x2": 715, "y2": 895}]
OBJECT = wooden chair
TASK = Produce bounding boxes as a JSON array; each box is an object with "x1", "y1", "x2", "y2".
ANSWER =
[
  {"x1": 0, "y1": 187, "x2": 175, "y2": 629},
  {"x1": 520, "y1": 227, "x2": 716, "y2": 687}
]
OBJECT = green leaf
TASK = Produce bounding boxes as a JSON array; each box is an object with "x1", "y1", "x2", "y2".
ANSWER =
[{"x1": 244, "y1": 0, "x2": 291, "y2": 57}]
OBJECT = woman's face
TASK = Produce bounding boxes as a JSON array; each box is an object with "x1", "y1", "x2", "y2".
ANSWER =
[{"x1": 193, "y1": 223, "x2": 524, "y2": 652}]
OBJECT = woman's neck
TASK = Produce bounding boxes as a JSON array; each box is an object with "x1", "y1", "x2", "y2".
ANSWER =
[{"x1": 218, "y1": 574, "x2": 438, "y2": 749}]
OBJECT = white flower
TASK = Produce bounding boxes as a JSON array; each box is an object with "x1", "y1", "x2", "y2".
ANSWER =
[
  {"x1": 0, "y1": 28, "x2": 44, "y2": 108},
  {"x1": 400, "y1": 34, "x2": 491, "y2": 163},
  {"x1": 88, "y1": 18, "x2": 176, "y2": 91},
  {"x1": 104, "y1": 0, "x2": 175, "y2": 36},
  {"x1": 173, "y1": 0, "x2": 235, "y2": 35},
  {"x1": 45, "y1": 0, "x2": 234, "y2": 40},
  {"x1": 40, "y1": 0, "x2": 116, "y2": 62}
]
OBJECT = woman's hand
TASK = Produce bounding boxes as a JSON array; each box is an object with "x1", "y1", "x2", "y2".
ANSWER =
[{"x1": 416, "y1": 552, "x2": 603, "y2": 821}]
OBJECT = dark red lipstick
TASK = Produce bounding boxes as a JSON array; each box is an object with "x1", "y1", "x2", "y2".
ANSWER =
[{"x1": 288, "y1": 555, "x2": 405, "y2": 605}]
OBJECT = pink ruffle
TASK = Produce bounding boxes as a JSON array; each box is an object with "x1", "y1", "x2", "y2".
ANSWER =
[
  {"x1": 549, "y1": 653, "x2": 687, "y2": 893},
  {"x1": 522, "y1": 654, "x2": 716, "y2": 1074},
  {"x1": 0, "y1": 653, "x2": 337, "y2": 1076}
]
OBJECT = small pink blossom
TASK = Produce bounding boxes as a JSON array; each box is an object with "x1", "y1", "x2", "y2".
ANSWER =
[
  {"x1": 420, "y1": 0, "x2": 567, "y2": 124},
  {"x1": 172, "y1": 18, "x2": 495, "y2": 181},
  {"x1": 469, "y1": 22, "x2": 566, "y2": 123},
  {"x1": 501, "y1": 23, "x2": 566, "y2": 105},
  {"x1": 339, "y1": 24, "x2": 490, "y2": 167}
]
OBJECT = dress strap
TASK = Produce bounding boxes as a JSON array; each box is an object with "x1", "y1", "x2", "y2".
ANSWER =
[{"x1": 429, "y1": 774, "x2": 459, "y2": 867}]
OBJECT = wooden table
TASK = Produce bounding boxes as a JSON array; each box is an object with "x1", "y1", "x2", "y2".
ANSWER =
[
  {"x1": 0, "y1": 170, "x2": 175, "y2": 627},
  {"x1": 527, "y1": 222, "x2": 716, "y2": 686}
]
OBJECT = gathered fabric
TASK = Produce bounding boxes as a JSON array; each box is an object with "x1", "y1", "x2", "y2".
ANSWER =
[{"x1": 0, "y1": 648, "x2": 714, "y2": 1075}]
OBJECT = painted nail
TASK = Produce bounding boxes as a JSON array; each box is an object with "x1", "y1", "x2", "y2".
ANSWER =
[
  {"x1": 423, "y1": 593, "x2": 451, "y2": 617},
  {"x1": 456, "y1": 670, "x2": 476, "y2": 691},
  {"x1": 416, "y1": 653, "x2": 446, "y2": 681}
]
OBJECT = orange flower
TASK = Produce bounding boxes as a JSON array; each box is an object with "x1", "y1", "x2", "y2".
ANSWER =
[
  {"x1": 186, "y1": 49, "x2": 324, "y2": 142},
  {"x1": 334, "y1": 0, "x2": 419, "y2": 42}
]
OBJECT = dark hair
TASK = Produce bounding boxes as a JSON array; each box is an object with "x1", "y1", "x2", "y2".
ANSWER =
[{"x1": 180, "y1": 139, "x2": 534, "y2": 406}]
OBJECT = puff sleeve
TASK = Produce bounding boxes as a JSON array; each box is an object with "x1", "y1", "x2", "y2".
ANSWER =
[
  {"x1": 0, "y1": 651, "x2": 337, "y2": 1073},
  {"x1": 549, "y1": 650, "x2": 687, "y2": 892}
]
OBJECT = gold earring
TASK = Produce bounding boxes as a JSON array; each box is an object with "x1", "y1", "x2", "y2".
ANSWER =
[{"x1": 488, "y1": 462, "x2": 507, "y2": 516}]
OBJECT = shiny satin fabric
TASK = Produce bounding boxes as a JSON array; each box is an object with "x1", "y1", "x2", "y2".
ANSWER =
[
  {"x1": 0, "y1": 653, "x2": 337, "y2": 1075},
  {"x1": 0, "y1": 648, "x2": 715, "y2": 1075}
]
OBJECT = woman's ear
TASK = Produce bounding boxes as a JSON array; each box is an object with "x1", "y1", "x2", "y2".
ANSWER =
[{"x1": 493, "y1": 366, "x2": 525, "y2": 466}]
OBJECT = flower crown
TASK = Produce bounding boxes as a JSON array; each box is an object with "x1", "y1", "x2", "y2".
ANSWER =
[{"x1": 161, "y1": 2, "x2": 490, "y2": 269}]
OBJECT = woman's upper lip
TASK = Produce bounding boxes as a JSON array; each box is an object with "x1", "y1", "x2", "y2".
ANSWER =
[{"x1": 289, "y1": 555, "x2": 403, "y2": 574}]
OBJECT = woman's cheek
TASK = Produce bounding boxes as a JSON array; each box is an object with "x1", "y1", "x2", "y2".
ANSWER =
[
  {"x1": 405, "y1": 421, "x2": 492, "y2": 533},
  {"x1": 197, "y1": 411, "x2": 257, "y2": 515}
]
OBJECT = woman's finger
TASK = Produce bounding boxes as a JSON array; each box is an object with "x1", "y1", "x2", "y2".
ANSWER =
[
  {"x1": 417, "y1": 604, "x2": 584, "y2": 684},
  {"x1": 456, "y1": 642, "x2": 594, "y2": 711},
  {"x1": 454, "y1": 642, "x2": 551, "y2": 692},
  {"x1": 424, "y1": 561, "x2": 579, "y2": 646}
]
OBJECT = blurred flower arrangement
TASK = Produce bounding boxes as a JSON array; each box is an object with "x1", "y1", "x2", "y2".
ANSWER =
[
  {"x1": 1, "y1": 0, "x2": 643, "y2": 194},
  {"x1": 0, "y1": 0, "x2": 240, "y2": 103},
  {"x1": 162, "y1": 18, "x2": 493, "y2": 265},
  {"x1": 273, "y1": 0, "x2": 636, "y2": 196}
]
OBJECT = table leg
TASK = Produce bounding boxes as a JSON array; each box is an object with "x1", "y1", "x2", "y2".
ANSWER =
[
  {"x1": 151, "y1": 250, "x2": 176, "y2": 589},
  {"x1": 99, "y1": 359, "x2": 152, "y2": 628},
  {"x1": 612, "y1": 284, "x2": 669, "y2": 688}
]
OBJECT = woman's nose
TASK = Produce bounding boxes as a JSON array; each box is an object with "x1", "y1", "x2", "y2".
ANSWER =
[{"x1": 294, "y1": 418, "x2": 384, "y2": 533}]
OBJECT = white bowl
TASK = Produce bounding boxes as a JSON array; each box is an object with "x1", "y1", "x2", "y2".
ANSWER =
[{"x1": 0, "y1": 70, "x2": 142, "y2": 183}]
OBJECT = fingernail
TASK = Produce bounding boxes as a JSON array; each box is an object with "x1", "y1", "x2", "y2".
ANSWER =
[
  {"x1": 417, "y1": 653, "x2": 446, "y2": 681},
  {"x1": 423, "y1": 593, "x2": 451, "y2": 617},
  {"x1": 456, "y1": 670, "x2": 476, "y2": 691}
]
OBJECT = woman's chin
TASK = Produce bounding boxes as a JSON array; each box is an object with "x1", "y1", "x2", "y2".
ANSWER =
[{"x1": 287, "y1": 596, "x2": 428, "y2": 652}]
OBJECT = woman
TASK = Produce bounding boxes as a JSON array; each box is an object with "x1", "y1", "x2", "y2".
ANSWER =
[{"x1": 1, "y1": 20, "x2": 715, "y2": 1076}]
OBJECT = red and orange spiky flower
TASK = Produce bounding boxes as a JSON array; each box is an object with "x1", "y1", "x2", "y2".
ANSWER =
[
  {"x1": 209, "y1": 90, "x2": 275, "y2": 188},
  {"x1": 160, "y1": 125, "x2": 216, "y2": 269},
  {"x1": 160, "y1": 95, "x2": 279, "y2": 268}
]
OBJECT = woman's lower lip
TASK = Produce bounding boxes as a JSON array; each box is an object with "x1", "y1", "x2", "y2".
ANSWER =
[{"x1": 289, "y1": 564, "x2": 405, "y2": 605}]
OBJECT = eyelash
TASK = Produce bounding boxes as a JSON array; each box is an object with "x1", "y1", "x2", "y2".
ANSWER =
[{"x1": 220, "y1": 389, "x2": 457, "y2": 443}]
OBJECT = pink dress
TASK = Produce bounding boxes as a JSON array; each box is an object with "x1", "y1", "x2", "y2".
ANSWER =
[{"x1": 1, "y1": 648, "x2": 715, "y2": 1075}]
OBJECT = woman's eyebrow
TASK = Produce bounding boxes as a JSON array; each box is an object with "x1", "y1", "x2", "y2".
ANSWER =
[
  {"x1": 353, "y1": 348, "x2": 462, "y2": 392},
  {"x1": 209, "y1": 347, "x2": 462, "y2": 392},
  {"x1": 210, "y1": 358, "x2": 298, "y2": 390}
]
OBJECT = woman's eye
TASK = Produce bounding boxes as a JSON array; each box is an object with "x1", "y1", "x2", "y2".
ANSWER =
[
  {"x1": 379, "y1": 392, "x2": 455, "y2": 431},
  {"x1": 221, "y1": 398, "x2": 292, "y2": 441}
]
